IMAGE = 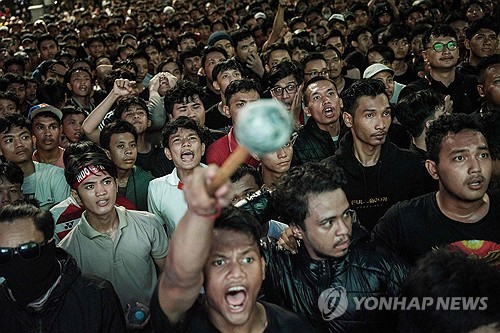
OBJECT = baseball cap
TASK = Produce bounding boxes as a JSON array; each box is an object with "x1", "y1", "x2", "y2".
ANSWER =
[
  {"x1": 363, "y1": 63, "x2": 394, "y2": 78},
  {"x1": 28, "y1": 103, "x2": 63, "y2": 121},
  {"x1": 374, "y1": 2, "x2": 391, "y2": 16},
  {"x1": 254, "y1": 12, "x2": 266, "y2": 20}
]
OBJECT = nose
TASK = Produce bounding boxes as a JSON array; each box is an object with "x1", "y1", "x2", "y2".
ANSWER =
[
  {"x1": 227, "y1": 261, "x2": 246, "y2": 280},
  {"x1": 336, "y1": 218, "x2": 350, "y2": 236},
  {"x1": 469, "y1": 157, "x2": 482, "y2": 173},
  {"x1": 95, "y1": 182, "x2": 108, "y2": 196},
  {"x1": 276, "y1": 147, "x2": 287, "y2": 158},
  {"x1": 374, "y1": 114, "x2": 386, "y2": 130}
]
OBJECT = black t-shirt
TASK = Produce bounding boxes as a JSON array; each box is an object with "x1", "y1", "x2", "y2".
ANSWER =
[
  {"x1": 150, "y1": 290, "x2": 314, "y2": 333},
  {"x1": 372, "y1": 191, "x2": 500, "y2": 265},
  {"x1": 136, "y1": 145, "x2": 175, "y2": 178},
  {"x1": 205, "y1": 103, "x2": 232, "y2": 133}
]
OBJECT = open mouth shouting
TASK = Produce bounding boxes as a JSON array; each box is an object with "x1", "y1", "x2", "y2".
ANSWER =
[
  {"x1": 323, "y1": 106, "x2": 336, "y2": 118},
  {"x1": 225, "y1": 286, "x2": 247, "y2": 312}
]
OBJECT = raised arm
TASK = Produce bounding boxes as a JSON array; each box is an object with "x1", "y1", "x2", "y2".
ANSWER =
[
  {"x1": 82, "y1": 78, "x2": 135, "y2": 143},
  {"x1": 157, "y1": 165, "x2": 230, "y2": 325},
  {"x1": 261, "y1": 0, "x2": 290, "y2": 52}
]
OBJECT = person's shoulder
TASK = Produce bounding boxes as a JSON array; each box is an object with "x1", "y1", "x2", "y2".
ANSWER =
[
  {"x1": 120, "y1": 206, "x2": 157, "y2": 221},
  {"x1": 261, "y1": 301, "x2": 315, "y2": 332},
  {"x1": 133, "y1": 165, "x2": 154, "y2": 180}
]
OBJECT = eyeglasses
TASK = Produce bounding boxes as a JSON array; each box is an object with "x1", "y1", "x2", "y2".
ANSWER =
[
  {"x1": 270, "y1": 83, "x2": 298, "y2": 96},
  {"x1": 0, "y1": 241, "x2": 48, "y2": 264},
  {"x1": 305, "y1": 70, "x2": 329, "y2": 77},
  {"x1": 427, "y1": 41, "x2": 458, "y2": 52}
]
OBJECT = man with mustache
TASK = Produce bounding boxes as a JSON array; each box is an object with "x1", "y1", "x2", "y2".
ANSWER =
[
  {"x1": 323, "y1": 79, "x2": 430, "y2": 232},
  {"x1": 399, "y1": 25, "x2": 480, "y2": 115},
  {"x1": 264, "y1": 162, "x2": 408, "y2": 332},
  {"x1": 373, "y1": 113, "x2": 500, "y2": 265}
]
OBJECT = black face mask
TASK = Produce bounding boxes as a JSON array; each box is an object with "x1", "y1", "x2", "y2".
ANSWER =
[{"x1": 0, "y1": 240, "x2": 61, "y2": 307}]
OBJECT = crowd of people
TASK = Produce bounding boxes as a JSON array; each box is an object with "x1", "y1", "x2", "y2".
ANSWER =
[{"x1": 0, "y1": 0, "x2": 499, "y2": 331}]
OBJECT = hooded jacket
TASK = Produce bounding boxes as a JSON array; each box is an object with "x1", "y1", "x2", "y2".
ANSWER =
[
  {"x1": 0, "y1": 249, "x2": 126, "y2": 333},
  {"x1": 322, "y1": 132, "x2": 432, "y2": 232},
  {"x1": 261, "y1": 224, "x2": 409, "y2": 333}
]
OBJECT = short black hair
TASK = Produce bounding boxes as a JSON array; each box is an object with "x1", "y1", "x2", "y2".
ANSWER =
[
  {"x1": 0, "y1": 113, "x2": 31, "y2": 135},
  {"x1": 63, "y1": 141, "x2": 106, "y2": 166},
  {"x1": 224, "y1": 79, "x2": 261, "y2": 106},
  {"x1": 268, "y1": 60, "x2": 304, "y2": 88},
  {"x1": 426, "y1": 113, "x2": 485, "y2": 163},
  {"x1": 164, "y1": 80, "x2": 204, "y2": 115},
  {"x1": 230, "y1": 28, "x2": 253, "y2": 47},
  {"x1": 64, "y1": 67, "x2": 93, "y2": 86},
  {"x1": 64, "y1": 150, "x2": 117, "y2": 188},
  {"x1": 303, "y1": 76, "x2": 338, "y2": 107},
  {"x1": 367, "y1": 44, "x2": 395, "y2": 64},
  {"x1": 477, "y1": 55, "x2": 500, "y2": 85},
  {"x1": 0, "y1": 201, "x2": 54, "y2": 242},
  {"x1": 465, "y1": 16, "x2": 498, "y2": 40},
  {"x1": 61, "y1": 105, "x2": 86, "y2": 122},
  {"x1": 214, "y1": 206, "x2": 263, "y2": 252},
  {"x1": 262, "y1": 43, "x2": 291, "y2": 66},
  {"x1": 36, "y1": 34, "x2": 58, "y2": 51},
  {"x1": 422, "y1": 24, "x2": 457, "y2": 48},
  {"x1": 162, "y1": 116, "x2": 203, "y2": 148},
  {"x1": 300, "y1": 52, "x2": 326, "y2": 70},
  {"x1": 100, "y1": 120, "x2": 138, "y2": 150},
  {"x1": 0, "y1": 162, "x2": 24, "y2": 186},
  {"x1": 396, "y1": 90, "x2": 445, "y2": 137},
  {"x1": 231, "y1": 164, "x2": 263, "y2": 188},
  {"x1": 179, "y1": 47, "x2": 202, "y2": 66},
  {"x1": 114, "y1": 97, "x2": 149, "y2": 120},
  {"x1": 201, "y1": 46, "x2": 228, "y2": 69},
  {"x1": 36, "y1": 78, "x2": 66, "y2": 109},
  {"x1": 341, "y1": 79, "x2": 386, "y2": 117},
  {"x1": 211, "y1": 59, "x2": 242, "y2": 83},
  {"x1": 273, "y1": 163, "x2": 347, "y2": 230},
  {"x1": 399, "y1": 249, "x2": 500, "y2": 333},
  {"x1": 0, "y1": 91, "x2": 20, "y2": 108}
]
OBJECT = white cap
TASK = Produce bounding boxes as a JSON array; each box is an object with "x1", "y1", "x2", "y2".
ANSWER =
[
  {"x1": 363, "y1": 63, "x2": 394, "y2": 78},
  {"x1": 254, "y1": 12, "x2": 266, "y2": 20},
  {"x1": 329, "y1": 13, "x2": 345, "y2": 22}
]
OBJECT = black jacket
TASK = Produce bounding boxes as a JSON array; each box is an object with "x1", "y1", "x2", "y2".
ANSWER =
[
  {"x1": 0, "y1": 249, "x2": 126, "y2": 333},
  {"x1": 398, "y1": 71, "x2": 479, "y2": 115},
  {"x1": 261, "y1": 224, "x2": 409, "y2": 333},
  {"x1": 322, "y1": 132, "x2": 433, "y2": 232},
  {"x1": 292, "y1": 117, "x2": 340, "y2": 166}
]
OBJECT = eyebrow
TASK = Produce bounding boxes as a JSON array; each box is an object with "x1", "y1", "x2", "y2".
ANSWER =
[{"x1": 449, "y1": 146, "x2": 489, "y2": 155}]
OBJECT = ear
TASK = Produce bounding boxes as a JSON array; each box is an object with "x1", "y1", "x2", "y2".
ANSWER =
[
  {"x1": 66, "y1": 82, "x2": 73, "y2": 91},
  {"x1": 290, "y1": 224, "x2": 304, "y2": 240},
  {"x1": 477, "y1": 84, "x2": 485, "y2": 98},
  {"x1": 422, "y1": 50, "x2": 428, "y2": 62},
  {"x1": 351, "y1": 40, "x2": 358, "y2": 49},
  {"x1": 104, "y1": 149, "x2": 111, "y2": 159},
  {"x1": 464, "y1": 39, "x2": 471, "y2": 50},
  {"x1": 213, "y1": 80, "x2": 221, "y2": 92},
  {"x1": 223, "y1": 105, "x2": 231, "y2": 118},
  {"x1": 199, "y1": 67, "x2": 206, "y2": 76},
  {"x1": 304, "y1": 105, "x2": 311, "y2": 117},
  {"x1": 424, "y1": 119, "x2": 433, "y2": 132},
  {"x1": 147, "y1": 119, "x2": 152, "y2": 128},
  {"x1": 425, "y1": 159, "x2": 439, "y2": 180},
  {"x1": 201, "y1": 142, "x2": 206, "y2": 157},
  {"x1": 264, "y1": 63, "x2": 271, "y2": 73},
  {"x1": 343, "y1": 112, "x2": 353, "y2": 128},
  {"x1": 70, "y1": 189, "x2": 83, "y2": 206},
  {"x1": 164, "y1": 147, "x2": 172, "y2": 160}
]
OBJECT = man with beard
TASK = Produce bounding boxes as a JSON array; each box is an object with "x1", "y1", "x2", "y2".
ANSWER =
[
  {"x1": 373, "y1": 113, "x2": 500, "y2": 265},
  {"x1": 0, "y1": 201, "x2": 126, "y2": 332},
  {"x1": 323, "y1": 79, "x2": 430, "y2": 232},
  {"x1": 262, "y1": 162, "x2": 408, "y2": 332},
  {"x1": 292, "y1": 76, "x2": 343, "y2": 166}
]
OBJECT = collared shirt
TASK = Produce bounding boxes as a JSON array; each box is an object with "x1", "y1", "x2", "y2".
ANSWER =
[
  {"x1": 205, "y1": 127, "x2": 260, "y2": 168},
  {"x1": 58, "y1": 206, "x2": 168, "y2": 308}
]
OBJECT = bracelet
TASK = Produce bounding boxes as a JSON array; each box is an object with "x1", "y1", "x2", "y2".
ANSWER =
[{"x1": 199, "y1": 203, "x2": 222, "y2": 219}]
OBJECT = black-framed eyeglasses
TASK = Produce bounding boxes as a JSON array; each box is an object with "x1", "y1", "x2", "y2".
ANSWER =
[
  {"x1": 0, "y1": 241, "x2": 48, "y2": 264},
  {"x1": 270, "y1": 83, "x2": 298, "y2": 96},
  {"x1": 427, "y1": 41, "x2": 458, "y2": 52}
]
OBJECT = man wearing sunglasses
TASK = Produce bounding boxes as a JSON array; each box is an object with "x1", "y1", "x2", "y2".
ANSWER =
[
  {"x1": 0, "y1": 201, "x2": 126, "y2": 332},
  {"x1": 399, "y1": 25, "x2": 480, "y2": 115}
]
